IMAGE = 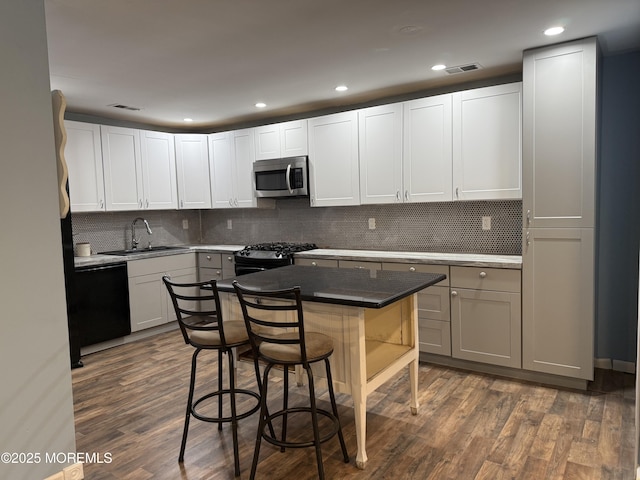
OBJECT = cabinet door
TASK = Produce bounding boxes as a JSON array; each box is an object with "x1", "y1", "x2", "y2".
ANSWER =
[
  {"x1": 522, "y1": 38, "x2": 597, "y2": 228},
  {"x1": 164, "y1": 267, "x2": 197, "y2": 323},
  {"x1": 358, "y1": 103, "x2": 402, "y2": 205},
  {"x1": 451, "y1": 288, "x2": 521, "y2": 368},
  {"x1": 308, "y1": 111, "x2": 360, "y2": 207},
  {"x1": 64, "y1": 121, "x2": 105, "y2": 212},
  {"x1": 175, "y1": 134, "x2": 211, "y2": 209},
  {"x1": 452, "y1": 82, "x2": 522, "y2": 201},
  {"x1": 403, "y1": 94, "x2": 453, "y2": 203},
  {"x1": 140, "y1": 130, "x2": 178, "y2": 210},
  {"x1": 522, "y1": 227, "x2": 594, "y2": 380},
  {"x1": 209, "y1": 132, "x2": 235, "y2": 209},
  {"x1": 128, "y1": 273, "x2": 166, "y2": 332},
  {"x1": 101, "y1": 126, "x2": 143, "y2": 210},
  {"x1": 280, "y1": 120, "x2": 308, "y2": 157},
  {"x1": 232, "y1": 129, "x2": 257, "y2": 208},
  {"x1": 254, "y1": 123, "x2": 281, "y2": 161}
]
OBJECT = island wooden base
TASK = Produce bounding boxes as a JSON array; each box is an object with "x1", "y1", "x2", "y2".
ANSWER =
[{"x1": 221, "y1": 293, "x2": 419, "y2": 469}]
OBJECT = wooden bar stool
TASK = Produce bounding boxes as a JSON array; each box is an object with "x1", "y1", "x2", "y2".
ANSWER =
[
  {"x1": 232, "y1": 280, "x2": 350, "y2": 480},
  {"x1": 163, "y1": 276, "x2": 261, "y2": 477}
]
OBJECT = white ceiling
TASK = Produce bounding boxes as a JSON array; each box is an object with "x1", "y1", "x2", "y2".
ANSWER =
[{"x1": 44, "y1": 0, "x2": 640, "y2": 131}]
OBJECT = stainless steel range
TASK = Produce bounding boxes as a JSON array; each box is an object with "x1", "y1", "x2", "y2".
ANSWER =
[{"x1": 234, "y1": 242, "x2": 317, "y2": 275}]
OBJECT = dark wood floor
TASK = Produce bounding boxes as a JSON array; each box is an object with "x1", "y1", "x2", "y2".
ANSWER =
[{"x1": 72, "y1": 330, "x2": 636, "y2": 479}]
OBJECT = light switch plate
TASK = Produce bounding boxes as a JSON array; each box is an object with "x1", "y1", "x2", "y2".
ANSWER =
[
  {"x1": 368, "y1": 218, "x2": 376, "y2": 230},
  {"x1": 227, "y1": 219, "x2": 233, "y2": 230},
  {"x1": 482, "y1": 216, "x2": 491, "y2": 231},
  {"x1": 182, "y1": 219, "x2": 189, "y2": 230}
]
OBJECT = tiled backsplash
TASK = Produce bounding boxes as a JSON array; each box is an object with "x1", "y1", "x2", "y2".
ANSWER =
[
  {"x1": 71, "y1": 210, "x2": 201, "y2": 254},
  {"x1": 201, "y1": 199, "x2": 522, "y2": 255},
  {"x1": 72, "y1": 200, "x2": 522, "y2": 255}
]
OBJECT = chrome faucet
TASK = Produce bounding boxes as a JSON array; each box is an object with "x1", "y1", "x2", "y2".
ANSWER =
[{"x1": 131, "y1": 217, "x2": 152, "y2": 250}]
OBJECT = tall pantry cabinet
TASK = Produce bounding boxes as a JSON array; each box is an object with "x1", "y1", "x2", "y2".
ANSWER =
[{"x1": 521, "y1": 37, "x2": 598, "y2": 381}]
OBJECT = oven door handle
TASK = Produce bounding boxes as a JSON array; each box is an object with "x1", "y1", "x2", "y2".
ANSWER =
[{"x1": 285, "y1": 164, "x2": 293, "y2": 193}]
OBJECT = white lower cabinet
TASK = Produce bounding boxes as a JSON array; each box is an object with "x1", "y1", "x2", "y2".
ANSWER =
[
  {"x1": 382, "y1": 263, "x2": 451, "y2": 356},
  {"x1": 198, "y1": 252, "x2": 236, "y2": 281},
  {"x1": 450, "y1": 266, "x2": 521, "y2": 368},
  {"x1": 522, "y1": 228, "x2": 594, "y2": 380},
  {"x1": 128, "y1": 254, "x2": 196, "y2": 332}
]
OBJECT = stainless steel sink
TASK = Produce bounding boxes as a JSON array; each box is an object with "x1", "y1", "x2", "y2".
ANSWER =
[{"x1": 101, "y1": 246, "x2": 188, "y2": 256}]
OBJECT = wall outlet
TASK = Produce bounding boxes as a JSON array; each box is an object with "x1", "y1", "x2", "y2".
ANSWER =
[
  {"x1": 368, "y1": 218, "x2": 376, "y2": 230},
  {"x1": 482, "y1": 216, "x2": 491, "y2": 231},
  {"x1": 227, "y1": 219, "x2": 233, "y2": 230},
  {"x1": 182, "y1": 219, "x2": 189, "y2": 230}
]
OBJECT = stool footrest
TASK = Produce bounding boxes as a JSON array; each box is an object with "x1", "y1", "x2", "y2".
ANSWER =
[
  {"x1": 191, "y1": 389, "x2": 260, "y2": 423},
  {"x1": 261, "y1": 406, "x2": 342, "y2": 449}
]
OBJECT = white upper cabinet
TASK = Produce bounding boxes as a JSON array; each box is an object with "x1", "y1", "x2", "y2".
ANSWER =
[
  {"x1": 101, "y1": 126, "x2": 143, "y2": 210},
  {"x1": 358, "y1": 103, "x2": 403, "y2": 204},
  {"x1": 209, "y1": 129, "x2": 257, "y2": 209},
  {"x1": 232, "y1": 128, "x2": 257, "y2": 208},
  {"x1": 522, "y1": 39, "x2": 597, "y2": 229},
  {"x1": 174, "y1": 134, "x2": 212, "y2": 209},
  {"x1": 139, "y1": 130, "x2": 178, "y2": 210},
  {"x1": 254, "y1": 120, "x2": 308, "y2": 160},
  {"x1": 64, "y1": 120, "x2": 105, "y2": 212},
  {"x1": 209, "y1": 131, "x2": 235, "y2": 209},
  {"x1": 403, "y1": 94, "x2": 453, "y2": 203},
  {"x1": 452, "y1": 82, "x2": 522, "y2": 201},
  {"x1": 308, "y1": 111, "x2": 360, "y2": 207}
]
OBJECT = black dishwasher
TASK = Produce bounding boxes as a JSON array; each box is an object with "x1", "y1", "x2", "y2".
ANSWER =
[{"x1": 73, "y1": 262, "x2": 131, "y2": 347}]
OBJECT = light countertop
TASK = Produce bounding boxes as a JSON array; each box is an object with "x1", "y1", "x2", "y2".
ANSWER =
[{"x1": 294, "y1": 249, "x2": 522, "y2": 269}]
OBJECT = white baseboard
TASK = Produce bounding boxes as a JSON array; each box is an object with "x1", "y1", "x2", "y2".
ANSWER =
[
  {"x1": 594, "y1": 357, "x2": 636, "y2": 374},
  {"x1": 612, "y1": 359, "x2": 636, "y2": 374}
]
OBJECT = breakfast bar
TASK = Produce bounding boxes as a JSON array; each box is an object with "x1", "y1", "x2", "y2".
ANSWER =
[{"x1": 217, "y1": 264, "x2": 446, "y2": 469}]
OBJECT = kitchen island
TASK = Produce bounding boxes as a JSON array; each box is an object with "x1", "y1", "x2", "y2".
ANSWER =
[{"x1": 217, "y1": 264, "x2": 446, "y2": 469}]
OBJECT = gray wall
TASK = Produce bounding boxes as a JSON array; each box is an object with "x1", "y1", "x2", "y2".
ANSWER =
[
  {"x1": 0, "y1": 1, "x2": 77, "y2": 479},
  {"x1": 596, "y1": 50, "x2": 640, "y2": 364}
]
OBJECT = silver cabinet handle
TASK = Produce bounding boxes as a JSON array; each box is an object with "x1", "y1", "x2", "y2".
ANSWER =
[
  {"x1": 404, "y1": 190, "x2": 409, "y2": 201},
  {"x1": 311, "y1": 261, "x2": 317, "y2": 266},
  {"x1": 234, "y1": 198, "x2": 239, "y2": 207},
  {"x1": 180, "y1": 199, "x2": 184, "y2": 208},
  {"x1": 99, "y1": 199, "x2": 104, "y2": 208},
  {"x1": 451, "y1": 290, "x2": 458, "y2": 297},
  {"x1": 229, "y1": 198, "x2": 233, "y2": 206},
  {"x1": 227, "y1": 256, "x2": 233, "y2": 262},
  {"x1": 206, "y1": 255, "x2": 211, "y2": 261},
  {"x1": 409, "y1": 266, "x2": 416, "y2": 272},
  {"x1": 145, "y1": 199, "x2": 149, "y2": 208},
  {"x1": 138, "y1": 199, "x2": 143, "y2": 208},
  {"x1": 526, "y1": 231, "x2": 531, "y2": 247},
  {"x1": 455, "y1": 187, "x2": 459, "y2": 199},
  {"x1": 286, "y1": 164, "x2": 293, "y2": 193},
  {"x1": 526, "y1": 209, "x2": 531, "y2": 226},
  {"x1": 479, "y1": 271, "x2": 487, "y2": 278}
]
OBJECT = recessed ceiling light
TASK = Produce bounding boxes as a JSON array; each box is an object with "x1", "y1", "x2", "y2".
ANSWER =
[
  {"x1": 544, "y1": 26, "x2": 565, "y2": 36},
  {"x1": 431, "y1": 64, "x2": 447, "y2": 71},
  {"x1": 335, "y1": 85, "x2": 348, "y2": 92},
  {"x1": 183, "y1": 118, "x2": 193, "y2": 122},
  {"x1": 255, "y1": 102, "x2": 266, "y2": 108}
]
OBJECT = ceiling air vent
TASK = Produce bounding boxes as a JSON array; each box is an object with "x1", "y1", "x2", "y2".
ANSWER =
[
  {"x1": 108, "y1": 103, "x2": 142, "y2": 111},
  {"x1": 445, "y1": 63, "x2": 483, "y2": 75}
]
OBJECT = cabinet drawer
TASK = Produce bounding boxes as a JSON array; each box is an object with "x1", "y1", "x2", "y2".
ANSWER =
[
  {"x1": 199, "y1": 267, "x2": 223, "y2": 282},
  {"x1": 295, "y1": 258, "x2": 339, "y2": 268},
  {"x1": 338, "y1": 260, "x2": 381, "y2": 272},
  {"x1": 198, "y1": 252, "x2": 222, "y2": 269},
  {"x1": 127, "y1": 253, "x2": 196, "y2": 277},
  {"x1": 419, "y1": 319, "x2": 451, "y2": 356},
  {"x1": 382, "y1": 262, "x2": 449, "y2": 286},
  {"x1": 450, "y1": 266, "x2": 520, "y2": 293}
]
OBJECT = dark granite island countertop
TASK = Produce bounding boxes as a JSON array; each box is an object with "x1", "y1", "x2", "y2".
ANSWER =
[{"x1": 216, "y1": 264, "x2": 446, "y2": 308}]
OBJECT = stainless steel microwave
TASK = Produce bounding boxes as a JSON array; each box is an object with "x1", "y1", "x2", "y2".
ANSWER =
[{"x1": 253, "y1": 156, "x2": 309, "y2": 198}]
